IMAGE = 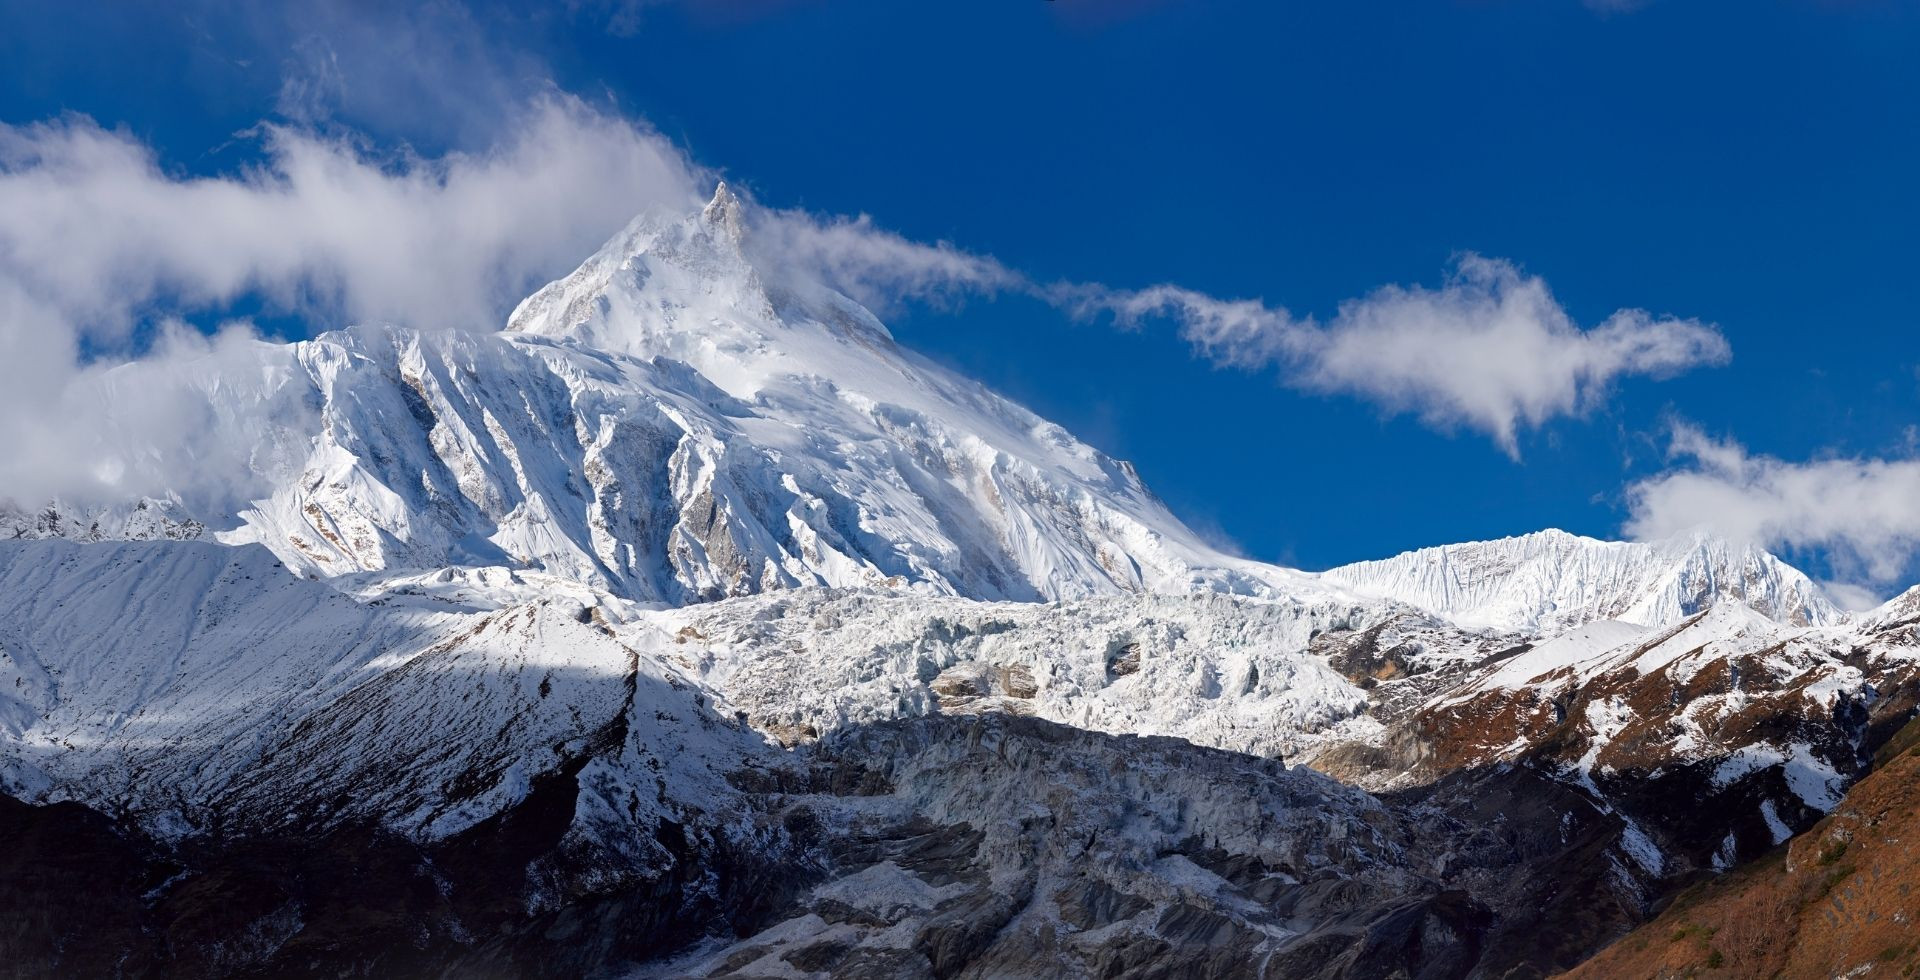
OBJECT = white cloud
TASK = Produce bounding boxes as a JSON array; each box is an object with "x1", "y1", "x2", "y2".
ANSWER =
[
  {"x1": 0, "y1": 97, "x2": 703, "y2": 508},
  {"x1": 0, "y1": 304, "x2": 303, "y2": 510},
  {"x1": 1626, "y1": 423, "x2": 1920, "y2": 588},
  {"x1": 0, "y1": 97, "x2": 702, "y2": 339},
  {"x1": 1819, "y1": 580, "x2": 1885, "y2": 613},
  {"x1": 0, "y1": 36, "x2": 1732, "y2": 512},
  {"x1": 748, "y1": 210, "x2": 1025, "y2": 313},
  {"x1": 1065, "y1": 255, "x2": 1730, "y2": 456}
]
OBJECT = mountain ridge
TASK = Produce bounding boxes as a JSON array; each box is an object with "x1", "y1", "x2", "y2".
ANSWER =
[
  {"x1": 1320, "y1": 526, "x2": 1843, "y2": 635},
  {"x1": 1, "y1": 186, "x2": 1914, "y2": 978}
]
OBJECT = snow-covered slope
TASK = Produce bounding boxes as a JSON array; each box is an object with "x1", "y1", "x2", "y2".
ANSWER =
[
  {"x1": 1320, "y1": 527, "x2": 1842, "y2": 635},
  {"x1": 7, "y1": 532, "x2": 1912, "y2": 977},
  {"x1": 0, "y1": 533, "x2": 1421, "y2": 834},
  {"x1": 0, "y1": 538, "x2": 761, "y2": 841},
  {"x1": 8, "y1": 185, "x2": 1322, "y2": 610},
  {"x1": 0, "y1": 537, "x2": 1597, "y2": 978}
]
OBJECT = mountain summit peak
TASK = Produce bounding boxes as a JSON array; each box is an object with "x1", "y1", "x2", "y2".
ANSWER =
[
  {"x1": 506, "y1": 187, "x2": 772, "y2": 351},
  {"x1": 702, "y1": 181, "x2": 746, "y2": 240}
]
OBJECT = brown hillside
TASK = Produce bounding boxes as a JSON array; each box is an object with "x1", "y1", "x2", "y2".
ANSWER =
[{"x1": 1562, "y1": 717, "x2": 1920, "y2": 979}]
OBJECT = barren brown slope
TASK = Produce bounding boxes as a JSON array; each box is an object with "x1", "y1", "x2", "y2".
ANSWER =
[{"x1": 1562, "y1": 716, "x2": 1920, "y2": 980}]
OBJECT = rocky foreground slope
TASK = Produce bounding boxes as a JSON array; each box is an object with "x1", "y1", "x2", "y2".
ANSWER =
[
  {"x1": 4, "y1": 537, "x2": 1914, "y2": 978},
  {"x1": 1564, "y1": 716, "x2": 1920, "y2": 980},
  {"x1": 4, "y1": 187, "x2": 1918, "y2": 978}
]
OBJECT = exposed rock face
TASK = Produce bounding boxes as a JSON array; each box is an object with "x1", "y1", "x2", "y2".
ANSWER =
[
  {"x1": 1315, "y1": 603, "x2": 1920, "y2": 895},
  {"x1": 0, "y1": 768, "x2": 793, "y2": 979},
  {"x1": 8, "y1": 705, "x2": 1825, "y2": 980},
  {"x1": 0, "y1": 714, "x2": 1574, "y2": 979},
  {"x1": 1565, "y1": 718, "x2": 1920, "y2": 980},
  {"x1": 687, "y1": 715, "x2": 1739, "y2": 980},
  {"x1": 666, "y1": 715, "x2": 1461, "y2": 980}
]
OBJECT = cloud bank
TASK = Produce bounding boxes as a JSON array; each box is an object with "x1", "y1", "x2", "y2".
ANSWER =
[
  {"x1": 1627, "y1": 423, "x2": 1920, "y2": 590},
  {"x1": 1062, "y1": 255, "x2": 1731, "y2": 456}
]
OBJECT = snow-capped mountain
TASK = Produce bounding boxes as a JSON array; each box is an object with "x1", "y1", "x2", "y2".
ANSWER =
[
  {"x1": 1320, "y1": 527, "x2": 1843, "y2": 635},
  {"x1": 3, "y1": 187, "x2": 1842, "y2": 632},
  {"x1": 3, "y1": 185, "x2": 1914, "y2": 979},
  {"x1": 8, "y1": 530, "x2": 1909, "y2": 978},
  {"x1": 16, "y1": 185, "x2": 1316, "y2": 609}
]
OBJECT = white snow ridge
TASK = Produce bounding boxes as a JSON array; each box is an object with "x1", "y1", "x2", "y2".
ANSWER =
[{"x1": 1320, "y1": 527, "x2": 1842, "y2": 635}]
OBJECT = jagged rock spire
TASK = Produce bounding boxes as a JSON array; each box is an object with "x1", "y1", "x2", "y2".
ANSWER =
[{"x1": 701, "y1": 180, "x2": 746, "y2": 242}]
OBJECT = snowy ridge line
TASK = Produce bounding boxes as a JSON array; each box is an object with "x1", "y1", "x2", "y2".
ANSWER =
[{"x1": 1319, "y1": 526, "x2": 1842, "y2": 635}]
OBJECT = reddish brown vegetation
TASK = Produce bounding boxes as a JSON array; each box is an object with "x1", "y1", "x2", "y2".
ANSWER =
[{"x1": 1565, "y1": 718, "x2": 1920, "y2": 979}]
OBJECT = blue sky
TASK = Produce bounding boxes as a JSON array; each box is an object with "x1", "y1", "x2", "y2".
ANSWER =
[{"x1": 3, "y1": 0, "x2": 1919, "y2": 598}]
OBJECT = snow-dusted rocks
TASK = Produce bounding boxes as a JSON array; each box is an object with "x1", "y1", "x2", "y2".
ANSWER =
[
  {"x1": 1320, "y1": 527, "x2": 1842, "y2": 635},
  {"x1": 1341, "y1": 600, "x2": 1918, "y2": 879},
  {"x1": 0, "y1": 495, "x2": 205, "y2": 543},
  {"x1": 650, "y1": 713, "x2": 1465, "y2": 980},
  {"x1": 640, "y1": 587, "x2": 1397, "y2": 760}
]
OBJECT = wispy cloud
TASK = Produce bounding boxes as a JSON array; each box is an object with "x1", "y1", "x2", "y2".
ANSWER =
[
  {"x1": 747, "y1": 210, "x2": 1025, "y2": 313},
  {"x1": 242, "y1": 0, "x2": 557, "y2": 148},
  {"x1": 0, "y1": 0, "x2": 1736, "y2": 513},
  {"x1": 744, "y1": 221, "x2": 1730, "y2": 458},
  {"x1": 0, "y1": 101, "x2": 1732, "y2": 511},
  {"x1": 584, "y1": 0, "x2": 815, "y2": 33},
  {"x1": 753, "y1": 210, "x2": 1729, "y2": 460},
  {"x1": 1583, "y1": 0, "x2": 1652, "y2": 14},
  {"x1": 0, "y1": 97, "x2": 700, "y2": 507},
  {"x1": 1626, "y1": 422, "x2": 1920, "y2": 590},
  {"x1": 1059, "y1": 255, "x2": 1730, "y2": 456},
  {"x1": 0, "y1": 97, "x2": 700, "y2": 340}
]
